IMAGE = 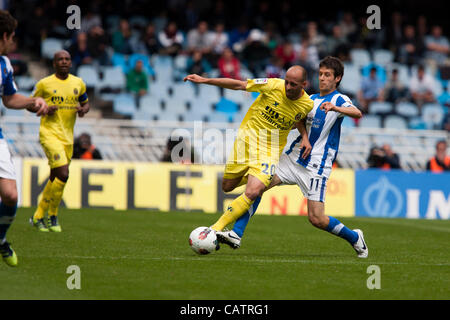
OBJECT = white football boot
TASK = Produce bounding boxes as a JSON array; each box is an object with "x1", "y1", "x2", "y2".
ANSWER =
[
  {"x1": 216, "y1": 229, "x2": 241, "y2": 249},
  {"x1": 352, "y1": 229, "x2": 368, "y2": 258}
]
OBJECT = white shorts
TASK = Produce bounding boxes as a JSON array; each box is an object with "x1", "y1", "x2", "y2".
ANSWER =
[
  {"x1": 0, "y1": 140, "x2": 16, "y2": 180},
  {"x1": 275, "y1": 153, "x2": 328, "y2": 202}
]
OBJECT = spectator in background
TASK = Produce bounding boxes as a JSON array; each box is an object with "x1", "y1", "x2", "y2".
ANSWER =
[
  {"x1": 186, "y1": 50, "x2": 212, "y2": 77},
  {"x1": 326, "y1": 25, "x2": 349, "y2": 58},
  {"x1": 426, "y1": 140, "x2": 450, "y2": 172},
  {"x1": 409, "y1": 64, "x2": 436, "y2": 109},
  {"x1": 73, "y1": 133, "x2": 102, "y2": 160},
  {"x1": 357, "y1": 66, "x2": 384, "y2": 113},
  {"x1": 386, "y1": 12, "x2": 403, "y2": 58},
  {"x1": 384, "y1": 68, "x2": 409, "y2": 104},
  {"x1": 265, "y1": 56, "x2": 285, "y2": 78},
  {"x1": 27, "y1": 6, "x2": 48, "y2": 56},
  {"x1": 228, "y1": 20, "x2": 250, "y2": 53},
  {"x1": 306, "y1": 21, "x2": 327, "y2": 58},
  {"x1": 158, "y1": 21, "x2": 184, "y2": 57},
  {"x1": 87, "y1": 26, "x2": 110, "y2": 66},
  {"x1": 275, "y1": 41, "x2": 296, "y2": 70},
  {"x1": 187, "y1": 20, "x2": 212, "y2": 55},
  {"x1": 294, "y1": 33, "x2": 319, "y2": 77},
  {"x1": 68, "y1": 32, "x2": 93, "y2": 71},
  {"x1": 338, "y1": 12, "x2": 358, "y2": 42},
  {"x1": 424, "y1": 25, "x2": 450, "y2": 68},
  {"x1": 8, "y1": 38, "x2": 28, "y2": 76},
  {"x1": 208, "y1": 22, "x2": 229, "y2": 57},
  {"x1": 80, "y1": 8, "x2": 102, "y2": 33},
  {"x1": 263, "y1": 22, "x2": 283, "y2": 51},
  {"x1": 241, "y1": 29, "x2": 271, "y2": 78},
  {"x1": 398, "y1": 25, "x2": 425, "y2": 69},
  {"x1": 367, "y1": 144, "x2": 401, "y2": 170},
  {"x1": 126, "y1": 60, "x2": 148, "y2": 108},
  {"x1": 218, "y1": 47, "x2": 241, "y2": 79},
  {"x1": 140, "y1": 23, "x2": 160, "y2": 55},
  {"x1": 112, "y1": 19, "x2": 133, "y2": 55}
]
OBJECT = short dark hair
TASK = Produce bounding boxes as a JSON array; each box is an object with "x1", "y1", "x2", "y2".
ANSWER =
[
  {"x1": 0, "y1": 10, "x2": 17, "y2": 38},
  {"x1": 319, "y1": 56, "x2": 344, "y2": 87}
]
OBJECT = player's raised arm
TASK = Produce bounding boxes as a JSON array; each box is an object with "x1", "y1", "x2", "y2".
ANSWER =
[{"x1": 183, "y1": 74, "x2": 247, "y2": 91}]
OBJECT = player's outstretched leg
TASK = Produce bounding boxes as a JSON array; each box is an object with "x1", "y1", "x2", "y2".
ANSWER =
[
  {"x1": 216, "y1": 196, "x2": 262, "y2": 249},
  {"x1": 308, "y1": 200, "x2": 368, "y2": 258}
]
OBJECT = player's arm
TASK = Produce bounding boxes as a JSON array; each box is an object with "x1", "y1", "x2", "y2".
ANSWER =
[
  {"x1": 76, "y1": 82, "x2": 90, "y2": 117},
  {"x1": 2, "y1": 93, "x2": 49, "y2": 116},
  {"x1": 295, "y1": 119, "x2": 311, "y2": 159},
  {"x1": 76, "y1": 101, "x2": 90, "y2": 117},
  {"x1": 320, "y1": 102, "x2": 362, "y2": 119},
  {"x1": 183, "y1": 74, "x2": 247, "y2": 91}
]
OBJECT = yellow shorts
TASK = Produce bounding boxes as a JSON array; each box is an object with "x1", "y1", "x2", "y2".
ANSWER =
[
  {"x1": 223, "y1": 140, "x2": 278, "y2": 187},
  {"x1": 40, "y1": 139, "x2": 73, "y2": 169}
]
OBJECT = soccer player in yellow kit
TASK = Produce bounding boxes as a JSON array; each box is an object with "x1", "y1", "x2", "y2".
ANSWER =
[
  {"x1": 30, "y1": 50, "x2": 90, "y2": 232},
  {"x1": 184, "y1": 66, "x2": 313, "y2": 233}
]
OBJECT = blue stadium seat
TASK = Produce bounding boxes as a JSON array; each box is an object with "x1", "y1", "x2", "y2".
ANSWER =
[
  {"x1": 41, "y1": 38, "x2": 64, "y2": 60},
  {"x1": 384, "y1": 115, "x2": 408, "y2": 129},
  {"x1": 369, "y1": 101, "x2": 393, "y2": 114},
  {"x1": 422, "y1": 103, "x2": 446, "y2": 130},
  {"x1": 112, "y1": 53, "x2": 129, "y2": 73},
  {"x1": 408, "y1": 117, "x2": 427, "y2": 130},
  {"x1": 361, "y1": 63, "x2": 387, "y2": 83},
  {"x1": 215, "y1": 98, "x2": 239, "y2": 114},
  {"x1": 77, "y1": 65, "x2": 100, "y2": 88},
  {"x1": 113, "y1": 94, "x2": 137, "y2": 116},
  {"x1": 128, "y1": 53, "x2": 155, "y2": 76},
  {"x1": 359, "y1": 115, "x2": 381, "y2": 128},
  {"x1": 395, "y1": 102, "x2": 419, "y2": 117}
]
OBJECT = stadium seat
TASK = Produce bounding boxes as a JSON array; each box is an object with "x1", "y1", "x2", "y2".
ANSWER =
[
  {"x1": 340, "y1": 63, "x2": 360, "y2": 95},
  {"x1": 77, "y1": 65, "x2": 100, "y2": 88},
  {"x1": 350, "y1": 49, "x2": 371, "y2": 67},
  {"x1": 341, "y1": 116, "x2": 356, "y2": 128},
  {"x1": 101, "y1": 66, "x2": 126, "y2": 90},
  {"x1": 395, "y1": 102, "x2": 419, "y2": 118},
  {"x1": 1, "y1": 106, "x2": 26, "y2": 117},
  {"x1": 162, "y1": 96, "x2": 189, "y2": 114},
  {"x1": 170, "y1": 83, "x2": 196, "y2": 101},
  {"x1": 358, "y1": 115, "x2": 381, "y2": 128},
  {"x1": 112, "y1": 53, "x2": 129, "y2": 73},
  {"x1": 408, "y1": 117, "x2": 427, "y2": 130},
  {"x1": 369, "y1": 101, "x2": 393, "y2": 114},
  {"x1": 422, "y1": 103, "x2": 446, "y2": 129},
  {"x1": 156, "y1": 111, "x2": 182, "y2": 122},
  {"x1": 41, "y1": 38, "x2": 64, "y2": 60},
  {"x1": 198, "y1": 85, "x2": 221, "y2": 103},
  {"x1": 149, "y1": 81, "x2": 171, "y2": 99},
  {"x1": 384, "y1": 115, "x2": 408, "y2": 129},
  {"x1": 128, "y1": 53, "x2": 155, "y2": 76},
  {"x1": 373, "y1": 49, "x2": 394, "y2": 66},
  {"x1": 223, "y1": 89, "x2": 248, "y2": 104},
  {"x1": 206, "y1": 111, "x2": 232, "y2": 123},
  {"x1": 139, "y1": 95, "x2": 162, "y2": 114},
  {"x1": 361, "y1": 63, "x2": 387, "y2": 83},
  {"x1": 182, "y1": 112, "x2": 208, "y2": 122},
  {"x1": 112, "y1": 94, "x2": 137, "y2": 117},
  {"x1": 215, "y1": 98, "x2": 239, "y2": 114}
]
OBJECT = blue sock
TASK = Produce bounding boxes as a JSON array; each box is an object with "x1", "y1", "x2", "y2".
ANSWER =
[
  {"x1": 232, "y1": 196, "x2": 262, "y2": 238},
  {"x1": 326, "y1": 216, "x2": 358, "y2": 245},
  {"x1": 0, "y1": 202, "x2": 17, "y2": 243}
]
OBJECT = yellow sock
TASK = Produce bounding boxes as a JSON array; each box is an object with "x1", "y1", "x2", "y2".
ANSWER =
[
  {"x1": 34, "y1": 180, "x2": 53, "y2": 219},
  {"x1": 48, "y1": 178, "x2": 66, "y2": 217},
  {"x1": 211, "y1": 193, "x2": 254, "y2": 231}
]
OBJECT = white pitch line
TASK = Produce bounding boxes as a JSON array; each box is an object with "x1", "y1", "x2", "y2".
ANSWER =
[{"x1": 33, "y1": 254, "x2": 450, "y2": 267}]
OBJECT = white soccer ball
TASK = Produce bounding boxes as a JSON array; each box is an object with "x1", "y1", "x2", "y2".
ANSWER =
[{"x1": 189, "y1": 227, "x2": 220, "y2": 255}]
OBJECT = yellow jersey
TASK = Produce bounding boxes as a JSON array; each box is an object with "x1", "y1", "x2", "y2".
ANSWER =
[
  {"x1": 239, "y1": 78, "x2": 313, "y2": 158},
  {"x1": 32, "y1": 74, "x2": 88, "y2": 144}
]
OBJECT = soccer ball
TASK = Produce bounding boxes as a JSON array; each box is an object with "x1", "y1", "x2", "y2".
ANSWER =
[{"x1": 189, "y1": 227, "x2": 220, "y2": 255}]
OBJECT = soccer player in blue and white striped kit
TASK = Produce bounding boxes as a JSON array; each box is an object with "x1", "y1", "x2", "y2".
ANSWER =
[
  {"x1": 217, "y1": 56, "x2": 369, "y2": 258},
  {"x1": 0, "y1": 10, "x2": 50, "y2": 266}
]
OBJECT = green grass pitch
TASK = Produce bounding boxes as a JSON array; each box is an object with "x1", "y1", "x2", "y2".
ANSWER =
[{"x1": 1, "y1": 207, "x2": 449, "y2": 300}]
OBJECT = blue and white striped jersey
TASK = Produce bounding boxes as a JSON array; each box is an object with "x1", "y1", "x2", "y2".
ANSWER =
[
  {"x1": 0, "y1": 55, "x2": 18, "y2": 139},
  {"x1": 284, "y1": 90, "x2": 353, "y2": 178}
]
